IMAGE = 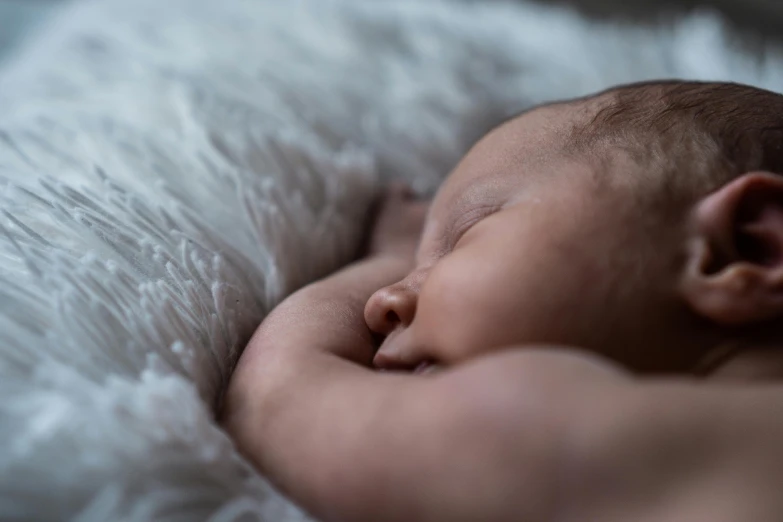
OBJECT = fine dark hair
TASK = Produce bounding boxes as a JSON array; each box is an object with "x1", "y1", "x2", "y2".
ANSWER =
[{"x1": 572, "y1": 81, "x2": 783, "y2": 205}]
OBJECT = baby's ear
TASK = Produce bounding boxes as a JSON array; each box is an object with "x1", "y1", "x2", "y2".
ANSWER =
[{"x1": 682, "y1": 172, "x2": 783, "y2": 326}]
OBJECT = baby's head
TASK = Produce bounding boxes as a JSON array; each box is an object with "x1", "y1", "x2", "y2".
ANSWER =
[{"x1": 365, "y1": 81, "x2": 783, "y2": 377}]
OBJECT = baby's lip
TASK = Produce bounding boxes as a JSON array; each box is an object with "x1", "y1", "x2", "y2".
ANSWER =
[
  {"x1": 374, "y1": 329, "x2": 427, "y2": 370},
  {"x1": 413, "y1": 361, "x2": 441, "y2": 375}
]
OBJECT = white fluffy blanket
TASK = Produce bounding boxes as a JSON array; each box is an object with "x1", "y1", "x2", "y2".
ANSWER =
[{"x1": 0, "y1": 0, "x2": 780, "y2": 520}]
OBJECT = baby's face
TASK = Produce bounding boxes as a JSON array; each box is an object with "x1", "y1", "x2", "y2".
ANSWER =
[{"x1": 366, "y1": 102, "x2": 704, "y2": 374}]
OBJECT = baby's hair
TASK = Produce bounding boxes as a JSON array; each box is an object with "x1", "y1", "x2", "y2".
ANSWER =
[{"x1": 571, "y1": 81, "x2": 783, "y2": 206}]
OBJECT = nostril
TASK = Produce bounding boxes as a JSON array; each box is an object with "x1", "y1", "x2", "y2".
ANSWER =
[
  {"x1": 385, "y1": 310, "x2": 400, "y2": 327},
  {"x1": 365, "y1": 284, "x2": 416, "y2": 335}
]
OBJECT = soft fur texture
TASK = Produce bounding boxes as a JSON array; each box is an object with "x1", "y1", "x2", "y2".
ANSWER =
[{"x1": 0, "y1": 0, "x2": 781, "y2": 520}]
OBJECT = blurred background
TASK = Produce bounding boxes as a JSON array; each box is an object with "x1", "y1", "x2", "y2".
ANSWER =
[
  {"x1": 0, "y1": 0, "x2": 58, "y2": 58},
  {"x1": 0, "y1": 0, "x2": 781, "y2": 60},
  {"x1": 543, "y1": 0, "x2": 782, "y2": 35}
]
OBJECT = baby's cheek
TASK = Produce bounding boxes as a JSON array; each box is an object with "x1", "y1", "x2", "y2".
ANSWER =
[{"x1": 417, "y1": 258, "x2": 505, "y2": 364}]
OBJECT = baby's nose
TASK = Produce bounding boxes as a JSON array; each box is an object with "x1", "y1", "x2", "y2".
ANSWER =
[{"x1": 364, "y1": 283, "x2": 417, "y2": 336}]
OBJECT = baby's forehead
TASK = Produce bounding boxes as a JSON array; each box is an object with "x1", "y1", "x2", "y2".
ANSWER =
[
  {"x1": 484, "y1": 98, "x2": 607, "y2": 157},
  {"x1": 428, "y1": 106, "x2": 584, "y2": 210},
  {"x1": 443, "y1": 99, "x2": 597, "y2": 185},
  {"x1": 427, "y1": 96, "x2": 639, "y2": 226}
]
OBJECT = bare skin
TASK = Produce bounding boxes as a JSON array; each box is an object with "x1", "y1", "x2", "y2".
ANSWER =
[{"x1": 223, "y1": 96, "x2": 783, "y2": 522}]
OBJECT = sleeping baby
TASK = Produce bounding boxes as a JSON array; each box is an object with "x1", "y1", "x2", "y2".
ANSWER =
[{"x1": 223, "y1": 81, "x2": 783, "y2": 522}]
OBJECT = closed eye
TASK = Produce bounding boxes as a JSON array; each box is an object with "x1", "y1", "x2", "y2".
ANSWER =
[{"x1": 443, "y1": 204, "x2": 501, "y2": 252}]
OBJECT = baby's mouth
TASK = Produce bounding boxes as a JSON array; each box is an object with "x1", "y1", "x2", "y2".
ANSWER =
[
  {"x1": 374, "y1": 330, "x2": 440, "y2": 374},
  {"x1": 413, "y1": 360, "x2": 440, "y2": 375}
]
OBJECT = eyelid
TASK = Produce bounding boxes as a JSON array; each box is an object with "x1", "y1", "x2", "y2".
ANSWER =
[{"x1": 445, "y1": 204, "x2": 501, "y2": 251}]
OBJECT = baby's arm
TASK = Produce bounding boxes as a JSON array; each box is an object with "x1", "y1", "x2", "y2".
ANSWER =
[
  {"x1": 223, "y1": 259, "x2": 783, "y2": 522},
  {"x1": 223, "y1": 256, "x2": 783, "y2": 522},
  {"x1": 223, "y1": 189, "x2": 783, "y2": 522},
  {"x1": 222, "y1": 189, "x2": 567, "y2": 520},
  {"x1": 223, "y1": 250, "x2": 588, "y2": 521}
]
